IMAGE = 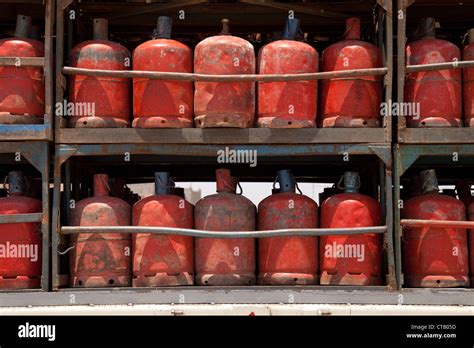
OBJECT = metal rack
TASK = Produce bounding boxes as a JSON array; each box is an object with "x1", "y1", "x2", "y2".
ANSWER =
[
  {"x1": 396, "y1": 0, "x2": 474, "y2": 143},
  {"x1": 48, "y1": 142, "x2": 398, "y2": 303},
  {"x1": 55, "y1": 0, "x2": 393, "y2": 144},
  {"x1": 0, "y1": 0, "x2": 54, "y2": 141},
  {"x1": 0, "y1": 142, "x2": 50, "y2": 292}
]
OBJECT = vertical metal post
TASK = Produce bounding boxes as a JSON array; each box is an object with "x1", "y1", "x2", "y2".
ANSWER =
[
  {"x1": 55, "y1": 0, "x2": 66, "y2": 140},
  {"x1": 393, "y1": 145, "x2": 403, "y2": 289},
  {"x1": 38, "y1": 142, "x2": 50, "y2": 291},
  {"x1": 397, "y1": 0, "x2": 408, "y2": 136},
  {"x1": 51, "y1": 147, "x2": 62, "y2": 290},
  {"x1": 384, "y1": 151, "x2": 397, "y2": 290},
  {"x1": 44, "y1": 0, "x2": 54, "y2": 141}
]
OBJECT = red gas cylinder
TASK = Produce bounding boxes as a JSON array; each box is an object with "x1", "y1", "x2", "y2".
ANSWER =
[
  {"x1": 258, "y1": 169, "x2": 318, "y2": 285},
  {"x1": 194, "y1": 19, "x2": 255, "y2": 128},
  {"x1": 0, "y1": 172, "x2": 42, "y2": 289},
  {"x1": 320, "y1": 172, "x2": 383, "y2": 285},
  {"x1": 69, "y1": 174, "x2": 131, "y2": 287},
  {"x1": 405, "y1": 18, "x2": 462, "y2": 127},
  {"x1": 0, "y1": 15, "x2": 45, "y2": 124},
  {"x1": 69, "y1": 18, "x2": 131, "y2": 128},
  {"x1": 132, "y1": 172, "x2": 194, "y2": 286},
  {"x1": 133, "y1": 17, "x2": 193, "y2": 128},
  {"x1": 195, "y1": 169, "x2": 256, "y2": 285},
  {"x1": 320, "y1": 17, "x2": 382, "y2": 128},
  {"x1": 402, "y1": 170, "x2": 469, "y2": 287},
  {"x1": 464, "y1": 28, "x2": 474, "y2": 127},
  {"x1": 257, "y1": 19, "x2": 318, "y2": 128}
]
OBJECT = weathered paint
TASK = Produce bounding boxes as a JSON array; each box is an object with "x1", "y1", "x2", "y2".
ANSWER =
[
  {"x1": 133, "y1": 17, "x2": 193, "y2": 128},
  {"x1": 68, "y1": 19, "x2": 131, "y2": 128},
  {"x1": 402, "y1": 170, "x2": 469, "y2": 288},
  {"x1": 194, "y1": 20, "x2": 255, "y2": 128},
  {"x1": 257, "y1": 19, "x2": 318, "y2": 128},
  {"x1": 0, "y1": 15, "x2": 44, "y2": 124},
  {"x1": 320, "y1": 17, "x2": 382, "y2": 128},
  {"x1": 69, "y1": 174, "x2": 131, "y2": 287},
  {"x1": 320, "y1": 172, "x2": 383, "y2": 286},
  {"x1": 0, "y1": 172, "x2": 42, "y2": 289},
  {"x1": 132, "y1": 172, "x2": 194, "y2": 286},
  {"x1": 258, "y1": 170, "x2": 318, "y2": 285},
  {"x1": 404, "y1": 18, "x2": 462, "y2": 127},
  {"x1": 194, "y1": 169, "x2": 256, "y2": 285},
  {"x1": 464, "y1": 29, "x2": 474, "y2": 127}
]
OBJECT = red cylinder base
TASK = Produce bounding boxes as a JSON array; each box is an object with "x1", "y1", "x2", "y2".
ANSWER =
[
  {"x1": 406, "y1": 117, "x2": 463, "y2": 128},
  {"x1": 133, "y1": 115, "x2": 193, "y2": 128},
  {"x1": 258, "y1": 272, "x2": 318, "y2": 285},
  {"x1": 0, "y1": 276, "x2": 40, "y2": 289},
  {"x1": 320, "y1": 272, "x2": 382, "y2": 286},
  {"x1": 195, "y1": 272, "x2": 255, "y2": 286},
  {"x1": 68, "y1": 116, "x2": 129, "y2": 128},
  {"x1": 0, "y1": 113, "x2": 43, "y2": 124},
  {"x1": 70, "y1": 274, "x2": 131, "y2": 288},
  {"x1": 404, "y1": 274, "x2": 469, "y2": 288},
  {"x1": 133, "y1": 272, "x2": 193, "y2": 287},
  {"x1": 257, "y1": 117, "x2": 315, "y2": 128},
  {"x1": 194, "y1": 113, "x2": 252, "y2": 128},
  {"x1": 321, "y1": 116, "x2": 381, "y2": 128}
]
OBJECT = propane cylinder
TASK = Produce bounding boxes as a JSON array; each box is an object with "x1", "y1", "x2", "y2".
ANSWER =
[
  {"x1": 320, "y1": 172, "x2": 383, "y2": 285},
  {"x1": 69, "y1": 174, "x2": 131, "y2": 287},
  {"x1": 133, "y1": 17, "x2": 193, "y2": 128},
  {"x1": 0, "y1": 15, "x2": 45, "y2": 124},
  {"x1": 0, "y1": 172, "x2": 42, "y2": 289},
  {"x1": 320, "y1": 17, "x2": 382, "y2": 128},
  {"x1": 257, "y1": 19, "x2": 318, "y2": 128},
  {"x1": 194, "y1": 169, "x2": 256, "y2": 285},
  {"x1": 464, "y1": 28, "x2": 474, "y2": 127},
  {"x1": 132, "y1": 172, "x2": 194, "y2": 286},
  {"x1": 402, "y1": 170, "x2": 469, "y2": 287},
  {"x1": 69, "y1": 19, "x2": 131, "y2": 128},
  {"x1": 194, "y1": 19, "x2": 256, "y2": 128},
  {"x1": 405, "y1": 18, "x2": 462, "y2": 127},
  {"x1": 258, "y1": 170, "x2": 318, "y2": 285}
]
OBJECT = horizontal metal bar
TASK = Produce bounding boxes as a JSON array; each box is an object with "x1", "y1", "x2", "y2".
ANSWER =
[
  {"x1": 61, "y1": 225, "x2": 387, "y2": 237},
  {"x1": 62, "y1": 66, "x2": 387, "y2": 82},
  {"x1": 0, "y1": 213, "x2": 42, "y2": 224},
  {"x1": 401, "y1": 219, "x2": 474, "y2": 229},
  {"x1": 0, "y1": 57, "x2": 45, "y2": 68},
  {"x1": 406, "y1": 60, "x2": 474, "y2": 73}
]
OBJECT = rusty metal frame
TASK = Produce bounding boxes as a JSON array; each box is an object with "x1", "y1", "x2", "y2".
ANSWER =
[
  {"x1": 55, "y1": 0, "x2": 392, "y2": 144},
  {"x1": 0, "y1": 0, "x2": 54, "y2": 141},
  {"x1": 396, "y1": 0, "x2": 474, "y2": 143},
  {"x1": 50, "y1": 143, "x2": 397, "y2": 298},
  {"x1": 0, "y1": 142, "x2": 50, "y2": 292},
  {"x1": 394, "y1": 144, "x2": 474, "y2": 290}
]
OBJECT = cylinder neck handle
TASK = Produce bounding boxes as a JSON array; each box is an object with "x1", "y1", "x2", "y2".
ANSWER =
[
  {"x1": 338, "y1": 172, "x2": 361, "y2": 193},
  {"x1": 344, "y1": 17, "x2": 361, "y2": 40},
  {"x1": 420, "y1": 169, "x2": 439, "y2": 194},
  {"x1": 417, "y1": 17, "x2": 436, "y2": 39},
  {"x1": 155, "y1": 172, "x2": 174, "y2": 195},
  {"x1": 7, "y1": 171, "x2": 27, "y2": 196},
  {"x1": 282, "y1": 18, "x2": 301, "y2": 40},
  {"x1": 220, "y1": 18, "x2": 231, "y2": 35},
  {"x1": 277, "y1": 169, "x2": 296, "y2": 193},
  {"x1": 15, "y1": 15, "x2": 32, "y2": 39},
  {"x1": 93, "y1": 174, "x2": 110, "y2": 197},
  {"x1": 153, "y1": 16, "x2": 172, "y2": 39},
  {"x1": 216, "y1": 169, "x2": 236, "y2": 193},
  {"x1": 93, "y1": 18, "x2": 108, "y2": 40}
]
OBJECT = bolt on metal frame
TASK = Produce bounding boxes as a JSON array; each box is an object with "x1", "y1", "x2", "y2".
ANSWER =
[
  {"x1": 55, "y1": 0, "x2": 392, "y2": 144},
  {"x1": 50, "y1": 143, "x2": 397, "y2": 303},
  {"x1": 0, "y1": 0, "x2": 54, "y2": 141},
  {"x1": 0, "y1": 142, "x2": 50, "y2": 292},
  {"x1": 396, "y1": 0, "x2": 474, "y2": 143}
]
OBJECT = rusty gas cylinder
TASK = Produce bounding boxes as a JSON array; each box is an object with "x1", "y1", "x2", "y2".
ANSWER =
[
  {"x1": 70, "y1": 174, "x2": 131, "y2": 287},
  {"x1": 320, "y1": 172, "x2": 383, "y2": 285},
  {"x1": 133, "y1": 17, "x2": 193, "y2": 128},
  {"x1": 132, "y1": 172, "x2": 194, "y2": 286},
  {"x1": 0, "y1": 171, "x2": 42, "y2": 289},
  {"x1": 402, "y1": 170, "x2": 469, "y2": 287},
  {"x1": 320, "y1": 17, "x2": 382, "y2": 127},
  {"x1": 194, "y1": 169, "x2": 256, "y2": 285},
  {"x1": 194, "y1": 19, "x2": 256, "y2": 128},
  {"x1": 69, "y1": 19, "x2": 131, "y2": 127},
  {"x1": 405, "y1": 18, "x2": 462, "y2": 127},
  {"x1": 464, "y1": 28, "x2": 474, "y2": 127},
  {"x1": 258, "y1": 169, "x2": 319, "y2": 285},
  {"x1": 0, "y1": 15, "x2": 45, "y2": 124},
  {"x1": 257, "y1": 18, "x2": 318, "y2": 128}
]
